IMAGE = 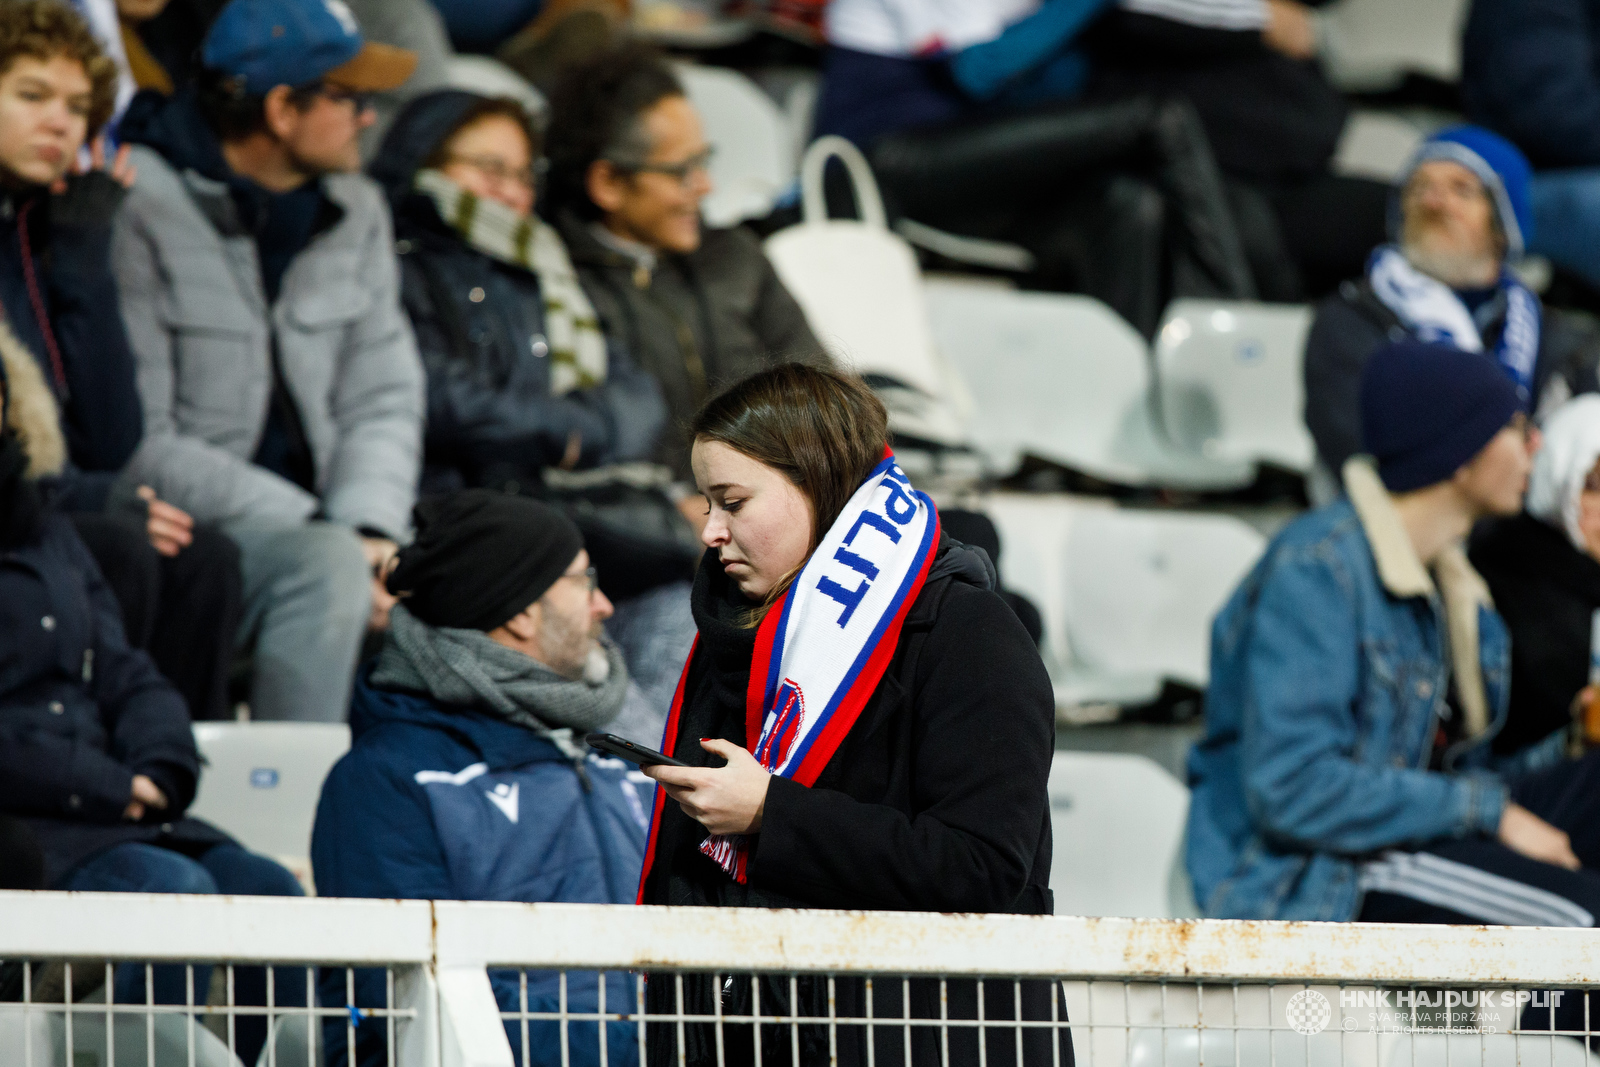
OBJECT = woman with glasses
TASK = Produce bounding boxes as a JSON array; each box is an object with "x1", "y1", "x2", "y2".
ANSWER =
[
  {"x1": 1472, "y1": 394, "x2": 1600, "y2": 755},
  {"x1": 371, "y1": 89, "x2": 667, "y2": 494},
  {"x1": 543, "y1": 44, "x2": 829, "y2": 486}
]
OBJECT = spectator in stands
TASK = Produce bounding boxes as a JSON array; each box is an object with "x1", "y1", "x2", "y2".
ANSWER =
[
  {"x1": 370, "y1": 89, "x2": 666, "y2": 494},
  {"x1": 111, "y1": 0, "x2": 426, "y2": 723},
  {"x1": 0, "y1": 355, "x2": 302, "y2": 1067},
  {"x1": 813, "y1": 0, "x2": 1259, "y2": 337},
  {"x1": 0, "y1": 0, "x2": 242, "y2": 721},
  {"x1": 313, "y1": 489, "x2": 644, "y2": 1067},
  {"x1": 638, "y1": 364, "x2": 1061, "y2": 1067},
  {"x1": 1303, "y1": 126, "x2": 1600, "y2": 482},
  {"x1": 1189, "y1": 341, "x2": 1600, "y2": 990},
  {"x1": 1462, "y1": 0, "x2": 1600, "y2": 291},
  {"x1": 1472, "y1": 394, "x2": 1600, "y2": 757},
  {"x1": 1085, "y1": 0, "x2": 1389, "y2": 298},
  {"x1": 543, "y1": 44, "x2": 828, "y2": 482}
]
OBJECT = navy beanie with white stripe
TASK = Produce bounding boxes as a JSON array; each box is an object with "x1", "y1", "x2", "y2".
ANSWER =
[{"x1": 1360, "y1": 340, "x2": 1522, "y2": 493}]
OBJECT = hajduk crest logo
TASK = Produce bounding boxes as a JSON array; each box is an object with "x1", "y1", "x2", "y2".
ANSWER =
[{"x1": 1286, "y1": 990, "x2": 1332, "y2": 1036}]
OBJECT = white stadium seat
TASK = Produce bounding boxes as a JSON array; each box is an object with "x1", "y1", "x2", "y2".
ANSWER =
[
  {"x1": 1062, "y1": 508, "x2": 1264, "y2": 690},
  {"x1": 1153, "y1": 299, "x2": 1317, "y2": 473},
  {"x1": 188, "y1": 723, "x2": 351, "y2": 888},
  {"x1": 1048, "y1": 751, "x2": 1193, "y2": 919},
  {"x1": 1319, "y1": 0, "x2": 1467, "y2": 90},
  {"x1": 924, "y1": 278, "x2": 1256, "y2": 489},
  {"x1": 677, "y1": 63, "x2": 792, "y2": 227}
]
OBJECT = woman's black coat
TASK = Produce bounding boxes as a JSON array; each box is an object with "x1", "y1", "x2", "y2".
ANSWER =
[
  {"x1": 642, "y1": 538, "x2": 1065, "y2": 1067},
  {"x1": 1470, "y1": 512, "x2": 1600, "y2": 754},
  {"x1": 0, "y1": 513, "x2": 223, "y2": 885}
]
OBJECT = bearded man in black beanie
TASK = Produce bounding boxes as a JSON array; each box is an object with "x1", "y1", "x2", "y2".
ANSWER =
[{"x1": 311, "y1": 488, "x2": 649, "y2": 1067}]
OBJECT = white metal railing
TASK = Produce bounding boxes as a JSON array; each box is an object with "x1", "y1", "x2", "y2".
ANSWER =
[{"x1": 3, "y1": 892, "x2": 1599, "y2": 1067}]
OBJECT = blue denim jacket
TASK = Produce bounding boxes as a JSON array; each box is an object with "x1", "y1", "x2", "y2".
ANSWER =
[{"x1": 1186, "y1": 460, "x2": 1567, "y2": 921}]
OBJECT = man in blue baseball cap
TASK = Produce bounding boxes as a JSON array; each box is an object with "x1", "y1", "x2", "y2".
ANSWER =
[
  {"x1": 1301, "y1": 124, "x2": 1600, "y2": 490},
  {"x1": 108, "y1": 0, "x2": 425, "y2": 724}
]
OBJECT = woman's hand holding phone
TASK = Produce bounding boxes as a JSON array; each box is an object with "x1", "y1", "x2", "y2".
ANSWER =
[{"x1": 643, "y1": 739, "x2": 772, "y2": 835}]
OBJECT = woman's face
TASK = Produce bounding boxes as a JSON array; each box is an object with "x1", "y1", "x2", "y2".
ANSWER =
[
  {"x1": 438, "y1": 113, "x2": 536, "y2": 218},
  {"x1": 1578, "y1": 460, "x2": 1600, "y2": 561},
  {"x1": 691, "y1": 439, "x2": 814, "y2": 601}
]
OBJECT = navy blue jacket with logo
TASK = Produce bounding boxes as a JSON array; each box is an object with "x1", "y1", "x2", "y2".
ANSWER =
[{"x1": 312, "y1": 669, "x2": 649, "y2": 1067}]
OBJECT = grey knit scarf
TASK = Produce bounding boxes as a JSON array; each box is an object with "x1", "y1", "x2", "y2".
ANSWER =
[{"x1": 372, "y1": 604, "x2": 627, "y2": 747}]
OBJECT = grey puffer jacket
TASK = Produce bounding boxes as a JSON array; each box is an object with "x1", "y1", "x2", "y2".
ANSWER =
[{"x1": 111, "y1": 128, "x2": 424, "y2": 539}]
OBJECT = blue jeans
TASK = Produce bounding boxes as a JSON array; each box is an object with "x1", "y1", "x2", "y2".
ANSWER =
[
  {"x1": 1530, "y1": 168, "x2": 1600, "y2": 288},
  {"x1": 58, "y1": 842, "x2": 306, "y2": 1065}
]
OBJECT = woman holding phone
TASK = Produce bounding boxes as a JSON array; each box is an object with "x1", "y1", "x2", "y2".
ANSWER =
[{"x1": 638, "y1": 363, "x2": 1060, "y2": 1067}]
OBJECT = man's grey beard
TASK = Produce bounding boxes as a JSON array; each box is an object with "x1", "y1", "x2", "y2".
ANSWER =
[
  {"x1": 1402, "y1": 239, "x2": 1500, "y2": 290},
  {"x1": 582, "y1": 643, "x2": 611, "y2": 684}
]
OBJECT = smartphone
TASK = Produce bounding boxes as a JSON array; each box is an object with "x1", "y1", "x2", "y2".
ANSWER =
[{"x1": 585, "y1": 732, "x2": 690, "y2": 767}]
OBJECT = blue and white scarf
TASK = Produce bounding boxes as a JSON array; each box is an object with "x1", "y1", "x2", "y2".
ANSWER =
[
  {"x1": 1368, "y1": 245, "x2": 1540, "y2": 406},
  {"x1": 638, "y1": 452, "x2": 941, "y2": 890}
]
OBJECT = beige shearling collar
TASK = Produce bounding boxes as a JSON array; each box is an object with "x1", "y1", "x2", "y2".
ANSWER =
[{"x1": 1342, "y1": 456, "x2": 1495, "y2": 737}]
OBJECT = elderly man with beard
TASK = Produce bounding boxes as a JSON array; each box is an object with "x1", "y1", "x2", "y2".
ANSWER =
[
  {"x1": 311, "y1": 488, "x2": 648, "y2": 1067},
  {"x1": 1303, "y1": 126, "x2": 1600, "y2": 484}
]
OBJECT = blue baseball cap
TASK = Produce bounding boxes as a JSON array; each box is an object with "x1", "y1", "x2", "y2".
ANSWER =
[{"x1": 203, "y1": 0, "x2": 416, "y2": 95}]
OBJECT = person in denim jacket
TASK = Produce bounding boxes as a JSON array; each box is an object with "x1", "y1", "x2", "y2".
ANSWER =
[{"x1": 1189, "y1": 341, "x2": 1600, "y2": 960}]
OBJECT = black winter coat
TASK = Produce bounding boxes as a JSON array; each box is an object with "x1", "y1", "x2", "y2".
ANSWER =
[
  {"x1": 369, "y1": 92, "x2": 668, "y2": 491},
  {"x1": 1303, "y1": 278, "x2": 1600, "y2": 473},
  {"x1": 642, "y1": 538, "x2": 1064, "y2": 1067},
  {"x1": 392, "y1": 198, "x2": 668, "y2": 488},
  {"x1": 554, "y1": 211, "x2": 829, "y2": 478},
  {"x1": 1470, "y1": 512, "x2": 1600, "y2": 755},
  {"x1": 0, "y1": 513, "x2": 224, "y2": 885}
]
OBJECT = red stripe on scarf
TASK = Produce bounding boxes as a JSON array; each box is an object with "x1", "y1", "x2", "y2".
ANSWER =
[{"x1": 634, "y1": 636, "x2": 697, "y2": 905}]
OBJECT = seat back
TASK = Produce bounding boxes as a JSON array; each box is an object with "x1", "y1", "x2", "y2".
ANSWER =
[
  {"x1": 765, "y1": 137, "x2": 973, "y2": 447},
  {"x1": 1062, "y1": 509, "x2": 1265, "y2": 687},
  {"x1": 677, "y1": 63, "x2": 791, "y2": 227},
  {"x1": 924, "y1": 280, "x2": 1156, "y2": 481},
  {"x1": 1154, "y1": 300, "x2": 1316, "y2": 472},
  {"x1": 1048, "y1": 751, "x2": 1190, "y2": 918},
  {"x1": 188, "y1": 723, "x2": 351, "y2": 874}
]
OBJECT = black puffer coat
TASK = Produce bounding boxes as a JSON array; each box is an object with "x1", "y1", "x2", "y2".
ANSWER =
[
  {"x1": 371, "y1": 92, "x2": 667, "y2": 490},
  {"x1": 641, "y1": 538, "x2": 1064, "y2": 1067},
  {"x1": 0, "y1": 512, "x2": 225, "y2": 885}
]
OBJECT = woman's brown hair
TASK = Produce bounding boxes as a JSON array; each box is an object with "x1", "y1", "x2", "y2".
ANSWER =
[
  {"x1": 691, "y1": 363, "x2": 888, "y2": 612},
  {"x1": 0, "y1": 2, "x2": 118, "y2": 137}
]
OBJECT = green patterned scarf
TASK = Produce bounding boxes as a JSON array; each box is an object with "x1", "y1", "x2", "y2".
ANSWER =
[{"x1": 415, "y1": 168, "x2": 609, "y2": 394}]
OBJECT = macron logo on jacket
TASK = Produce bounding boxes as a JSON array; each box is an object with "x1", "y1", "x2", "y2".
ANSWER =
[{"x1": 414, "y1": 762, "x2": 520, "y2": 823}]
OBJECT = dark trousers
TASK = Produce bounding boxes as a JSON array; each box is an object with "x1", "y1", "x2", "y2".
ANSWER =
[
  {"x1": 57, "y1": 841, "x2": 306, "y2": 1065},
  {"x1": 867, "y1": 95, "x2": 1257, "y2": 337},
  {"x1": 1358, "y1": 751, "x2": 1600, "y2": 1036},
  {"x1": 70, "y1": 513, "x2": 243, "y2": 721}
]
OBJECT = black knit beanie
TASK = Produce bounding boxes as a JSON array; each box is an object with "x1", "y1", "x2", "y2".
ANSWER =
[
  {"x1": 386, "y1": 490, "x2": 584, "y2": 631},
  {"x1": 1360, "y1": 340, "x2": 1522, "y2": 493}
]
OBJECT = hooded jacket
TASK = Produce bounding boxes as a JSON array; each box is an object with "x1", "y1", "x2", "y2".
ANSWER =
[
  {"x1": 552, "y1": 210, "x2": 827, "y2": 478},
  {"x1": 369, "y1": 92, "x2": 667, "y2": 491},
  {"x1": 1187, "y1": 458, "x2": 1569, "y2": 922},
  {"x1": 109, "y1": 89, "x2": 424, "y2": 538},
  {"x1": 0, "y1": 330, "x2": 224, "y2": 886},
  {"x1": 312, "y1": 667, "x2": 647, "y2": 1067}
]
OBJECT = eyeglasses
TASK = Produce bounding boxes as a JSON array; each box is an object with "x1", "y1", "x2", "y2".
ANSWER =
[
  {"x1": 443, "y1": 153, "x2": 544, "y2": 190},
  {"x1": 314, "y1": 84, "x2": 373, "y2": 114},
  {"x1": 561, "y1": 566, "x2": 599, "y2": 595},
  {"x1": 607, "y1": 146, "x2": 715, "y2": 186}
]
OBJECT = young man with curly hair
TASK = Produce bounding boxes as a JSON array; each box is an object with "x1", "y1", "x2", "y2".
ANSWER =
[{"x1": 0, "y1": 0, "x2": 243, "y2": 722}]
